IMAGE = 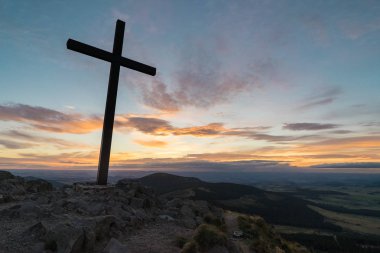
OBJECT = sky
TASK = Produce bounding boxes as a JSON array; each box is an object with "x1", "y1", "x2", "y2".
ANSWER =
[{"x1": 0, "y1": 0, "x2": 380, "y2": 172}]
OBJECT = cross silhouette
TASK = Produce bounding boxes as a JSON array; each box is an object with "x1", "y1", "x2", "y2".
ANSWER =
[{"x1": 67, "y1": 20, "x2": 156, "y2": 185}]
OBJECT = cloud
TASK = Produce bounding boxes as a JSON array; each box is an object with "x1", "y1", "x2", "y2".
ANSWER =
[
  {"x1": 134, "y1": 139, "x2": 168, "y2": 148},
  {"x1": 312, "y1": 162, "x2": 380, "y2": 169},
  {"x1": 0, "y1": 103, "x2": 102, "y2": 134},
  {"x1": 298, "y1": 87, "x2": 341, "y2": 110},
  {"x1": 0, "y1": 139, "x2": 36, "y2": 149},
  {"x1": 118, "y1": 116, "x2": 311, "y2": 143},
  {"x1": 283, "y1": 123, "x2": 339, "y2": 131},
  {"x1": 136, "y1": 46, "x2": 277, "y2": 111},
  {"x1": 1, "y1": 104, "x2": 284, "y2": 143},
  {"x1": 0, "y1": 103, "x2": 317, "y2": 144},
  {"x1": 303, "y1": 14, "x2": 329, "y2": 45},
  {"x1": 328, "y1": 130, "x2": 352, "y2": 134},
  {"x1": 140, "y1": 79, "x2": 181, "y2": 112},
  {"x1": 2, "y1": 130, "x2": 89, "y2": 149},
  {"x1": 340, "y1": 18, "x2": 380, "y2": 40},
  {"x1": 172, "y1": 123, "x2": 225, "y2": 136},
  {"x1": 117, "y1": 116, "x2": 173, "y2": 135}
]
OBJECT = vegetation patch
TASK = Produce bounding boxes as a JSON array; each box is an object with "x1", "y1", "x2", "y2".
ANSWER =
[
  {"x1": 238, "y1": 215, "x2": 309, "y2": 253},
  {"x1": 193, "y1": 224, "x2": 227, "y2": 251}
]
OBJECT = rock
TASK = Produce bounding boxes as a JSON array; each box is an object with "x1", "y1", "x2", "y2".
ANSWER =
[
  {"x1": 23, "y1": 222, "x2": 47, "y2": 240},
  {"x1": 182, "y1": 218, "x2": 197, "y2": 229},
  {"x1": 25, "y1": 179, "x2": 53, "y2": 193},
  {"x1": 0, "y1": 171, "x2": 15, "y2": 181},
  {"x1": 206, "y1": 245, "x2": 229, "y2": 253},
  {"x1": 193, "y1": 200, "x2": 210, "y2": 216},
  {"x1": 103, "y1": 238, "x2": 130, "y2": 253},
  {"x1": 35, "y1": 195, "x2": 50, "y2": 204},
  {"x1": 167, "y1": 198, "x2": 182, "y2": 208},
  {"x1": 42, "y1": 221, "x2": 85, "y2": 253},
  {"x1": 195, "y1": 216, "x2": 203, "y2": 225},
  {"x1": 159, "y1": 214, "x2": 175, "y2": 221},
  {"x1": 0, "y1": 178, "x2": 26, "y2": 196},
  {"x1": 92, "y1": 215, "x2": 119, "y2": 241},
  {"x1": 18, "y1": 202, "x2": 43, "y2": 219},
  {"x1": 130, "y1": 197, "x2": 145, "y2": 209},
  {"x1": 180, "y1": 205, "x2": 194, "y2": 218}
]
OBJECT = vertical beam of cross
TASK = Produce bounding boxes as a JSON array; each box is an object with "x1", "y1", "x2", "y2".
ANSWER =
[
  {"x1": 67, "y1": 20, "x2": 156, "y2": 185},
  {"x1": 96, "y1": 20, "x2": 124, "y2": 185}
]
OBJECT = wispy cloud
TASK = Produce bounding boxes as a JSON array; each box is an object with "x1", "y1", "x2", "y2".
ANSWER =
[
  {"x1": 0, "y1": 139, "x2": 36, "y2": 149},
  {"x1": 312, "y1": 162, "x2": 380, "y2": 169},
  {"x1": 340, "y1": 18, "x2": 380, "y2": 40},
  {"x1": 0, "y1": 103, "x2": 102, "y2": 134},
  {"x1": 297, "y1": 87, "x2": 341, "y2": 110},
  {"x1": 118, "y1": 116, "x2": 312, "y2": 143},
  {"x1": 2, "y1": 130, "x2": 89, "y2": 149},
  {"x1": 283, "y1": 123, "x2": 339, "y2": 131},
  {"x1": 136, "y1": 44, "x2": 277, "y2": 111}
]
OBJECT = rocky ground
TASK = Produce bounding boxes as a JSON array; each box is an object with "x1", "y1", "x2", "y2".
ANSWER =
[{"x1": 0, "y1": 171, "x2": 309, "y2": 253}]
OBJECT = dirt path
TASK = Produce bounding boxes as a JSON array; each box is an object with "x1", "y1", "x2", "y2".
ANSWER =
[{"x1": 224, "y1": 210, "x2": 251, "y2": 253}]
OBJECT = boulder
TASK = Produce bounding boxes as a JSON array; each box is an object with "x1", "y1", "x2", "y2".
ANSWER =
[
  {"x1": 159, "y1": 214, "x2": 175, "y2": 221},
  {"x1": 130, "y1": 197, "x2": 145, "y2": 209},
  {"x1": 0, "y1": 171, "x2": 15, "y2": 181},
  {"x1": 103, "y1": 238, "x2": 130, "y2": 253},
  {"x1": 182, "y1": 218, "x2": 197, "y2": 229},
  {"x1": 180, "y1": 205, "x2": 194, "y2": 218},
  {"x1": 206, "y1": 245, "x2": 229, "y2": 253},
  {"x1": 25, "y1": 179, "x2": 53, "y2": 193},
  {"x1": 42, "y1": 221, "x2": 85, "y2": 253}
]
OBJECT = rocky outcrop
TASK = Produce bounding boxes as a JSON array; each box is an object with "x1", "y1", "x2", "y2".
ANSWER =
[
  {"x1": 0, "y1": 171, "x2": 53, "y2": 203},
  {"x1": 0, "y1": 173, "x2": 160, "y2": 253},
  {"x1": 0, "y1": 171, "x2": 309, "y2": 253}
]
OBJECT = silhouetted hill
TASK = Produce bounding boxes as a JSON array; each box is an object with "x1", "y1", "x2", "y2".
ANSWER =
[
  {"x1": 139, "y1": 172, "x2": 202, "y2": 194},
  {"x1": 139, "y1": 173, "x2": 341, "y2": 231}
]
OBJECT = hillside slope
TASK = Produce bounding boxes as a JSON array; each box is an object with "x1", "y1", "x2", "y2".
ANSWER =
[{"x1": 139, "y1": 173, "x2": 341, "y2": 231}]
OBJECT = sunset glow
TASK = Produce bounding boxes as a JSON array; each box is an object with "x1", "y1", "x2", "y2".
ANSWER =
[{"x1": 1, "y1": 1, "x2": 379, "y2": 171}]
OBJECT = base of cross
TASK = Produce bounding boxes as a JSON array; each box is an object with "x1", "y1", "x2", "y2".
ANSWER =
[{"x1": 73, "y1": 182, "x2": 115, "y2": 193}]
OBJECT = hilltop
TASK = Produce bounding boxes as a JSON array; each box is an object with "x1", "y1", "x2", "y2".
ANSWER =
[{"x1": 0, "y1": 170, "x2": 309, "y2": 253}]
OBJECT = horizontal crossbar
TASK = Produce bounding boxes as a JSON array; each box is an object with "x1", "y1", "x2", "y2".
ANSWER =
[{"x1": 67, "y1": 39, "x2": 156, "y2": 76}]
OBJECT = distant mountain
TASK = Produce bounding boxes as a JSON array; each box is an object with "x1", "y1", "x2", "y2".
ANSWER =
[
  {"x1": 139, "y1": 173, "x2": 341, "y2": 231},
  {"x1": 23, "y1": 176, "x2": 67, "y2": 189}
]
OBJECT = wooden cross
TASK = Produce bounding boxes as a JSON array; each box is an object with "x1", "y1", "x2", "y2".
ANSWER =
[{"x1": 67, "y1": 20, "x2": 156, "y2": 185}]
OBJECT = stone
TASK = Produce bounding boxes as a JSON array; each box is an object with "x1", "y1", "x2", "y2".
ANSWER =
[
  {"x1": 180, "y1": 205, "x2": 194, "y2": 218},
  {"x1": 23, "y1": 222, "x2": 47, "y2": 240},
  {"x1": 193, "y1": 200, "x2": 210, "y2": 216},
  {"x1": 0, "y1": 170, "x2": 15, "y2": 181},
  {"x1": 25, "y1": 179, "x2": 53, "y2": 193},
  {"x1": 130, "y1": 197, "x2": 145, "y2": 209},
  {"x1": 182, "y1": 218, "x2": 197, "y2": 229},
  {"x1": 206, "y1": 245, "x2": 229, "y2": 253},
  {"x1": 103, "y1": 238, "x2": 130, "y2": 253},
  {"x1": 42, "y1": 221, "x2": 85, "y2": 253},
  {"x1": 159, "y1": 214, "x2": 175, "y2": 221}
]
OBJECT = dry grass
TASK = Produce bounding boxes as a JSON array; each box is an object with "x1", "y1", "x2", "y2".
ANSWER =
[{"x1": 309, "y1": 205, "x2": 380, "y2": 235}]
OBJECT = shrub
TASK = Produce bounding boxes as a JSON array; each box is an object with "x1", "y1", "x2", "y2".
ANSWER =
[
  {"x1": 238, "y1": 215, "x2": 257, "y2": 239},
  {"x1": 175, "y1": 236, "x2": 188, "y2": 248},
  {"x1": 193, "y1": 224, "x2": 227, "y2": 251},
  {"x1": 203, "y1": 213, "x2": 223, "y2": 227},
  {"x1": 181, "y1": 240, "x2": 198, "y2": 253},
  {"x1": 249, "y1": 237, "x2": 271, "y2": 253}
]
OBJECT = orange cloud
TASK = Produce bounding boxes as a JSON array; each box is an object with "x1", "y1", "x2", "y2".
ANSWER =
[
  {"x1": 134, "y1": 139, "x2": 168, "y2": 148},
  {"x1": 0, "y1": 103, "x2": 102, "y2": 134}
]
